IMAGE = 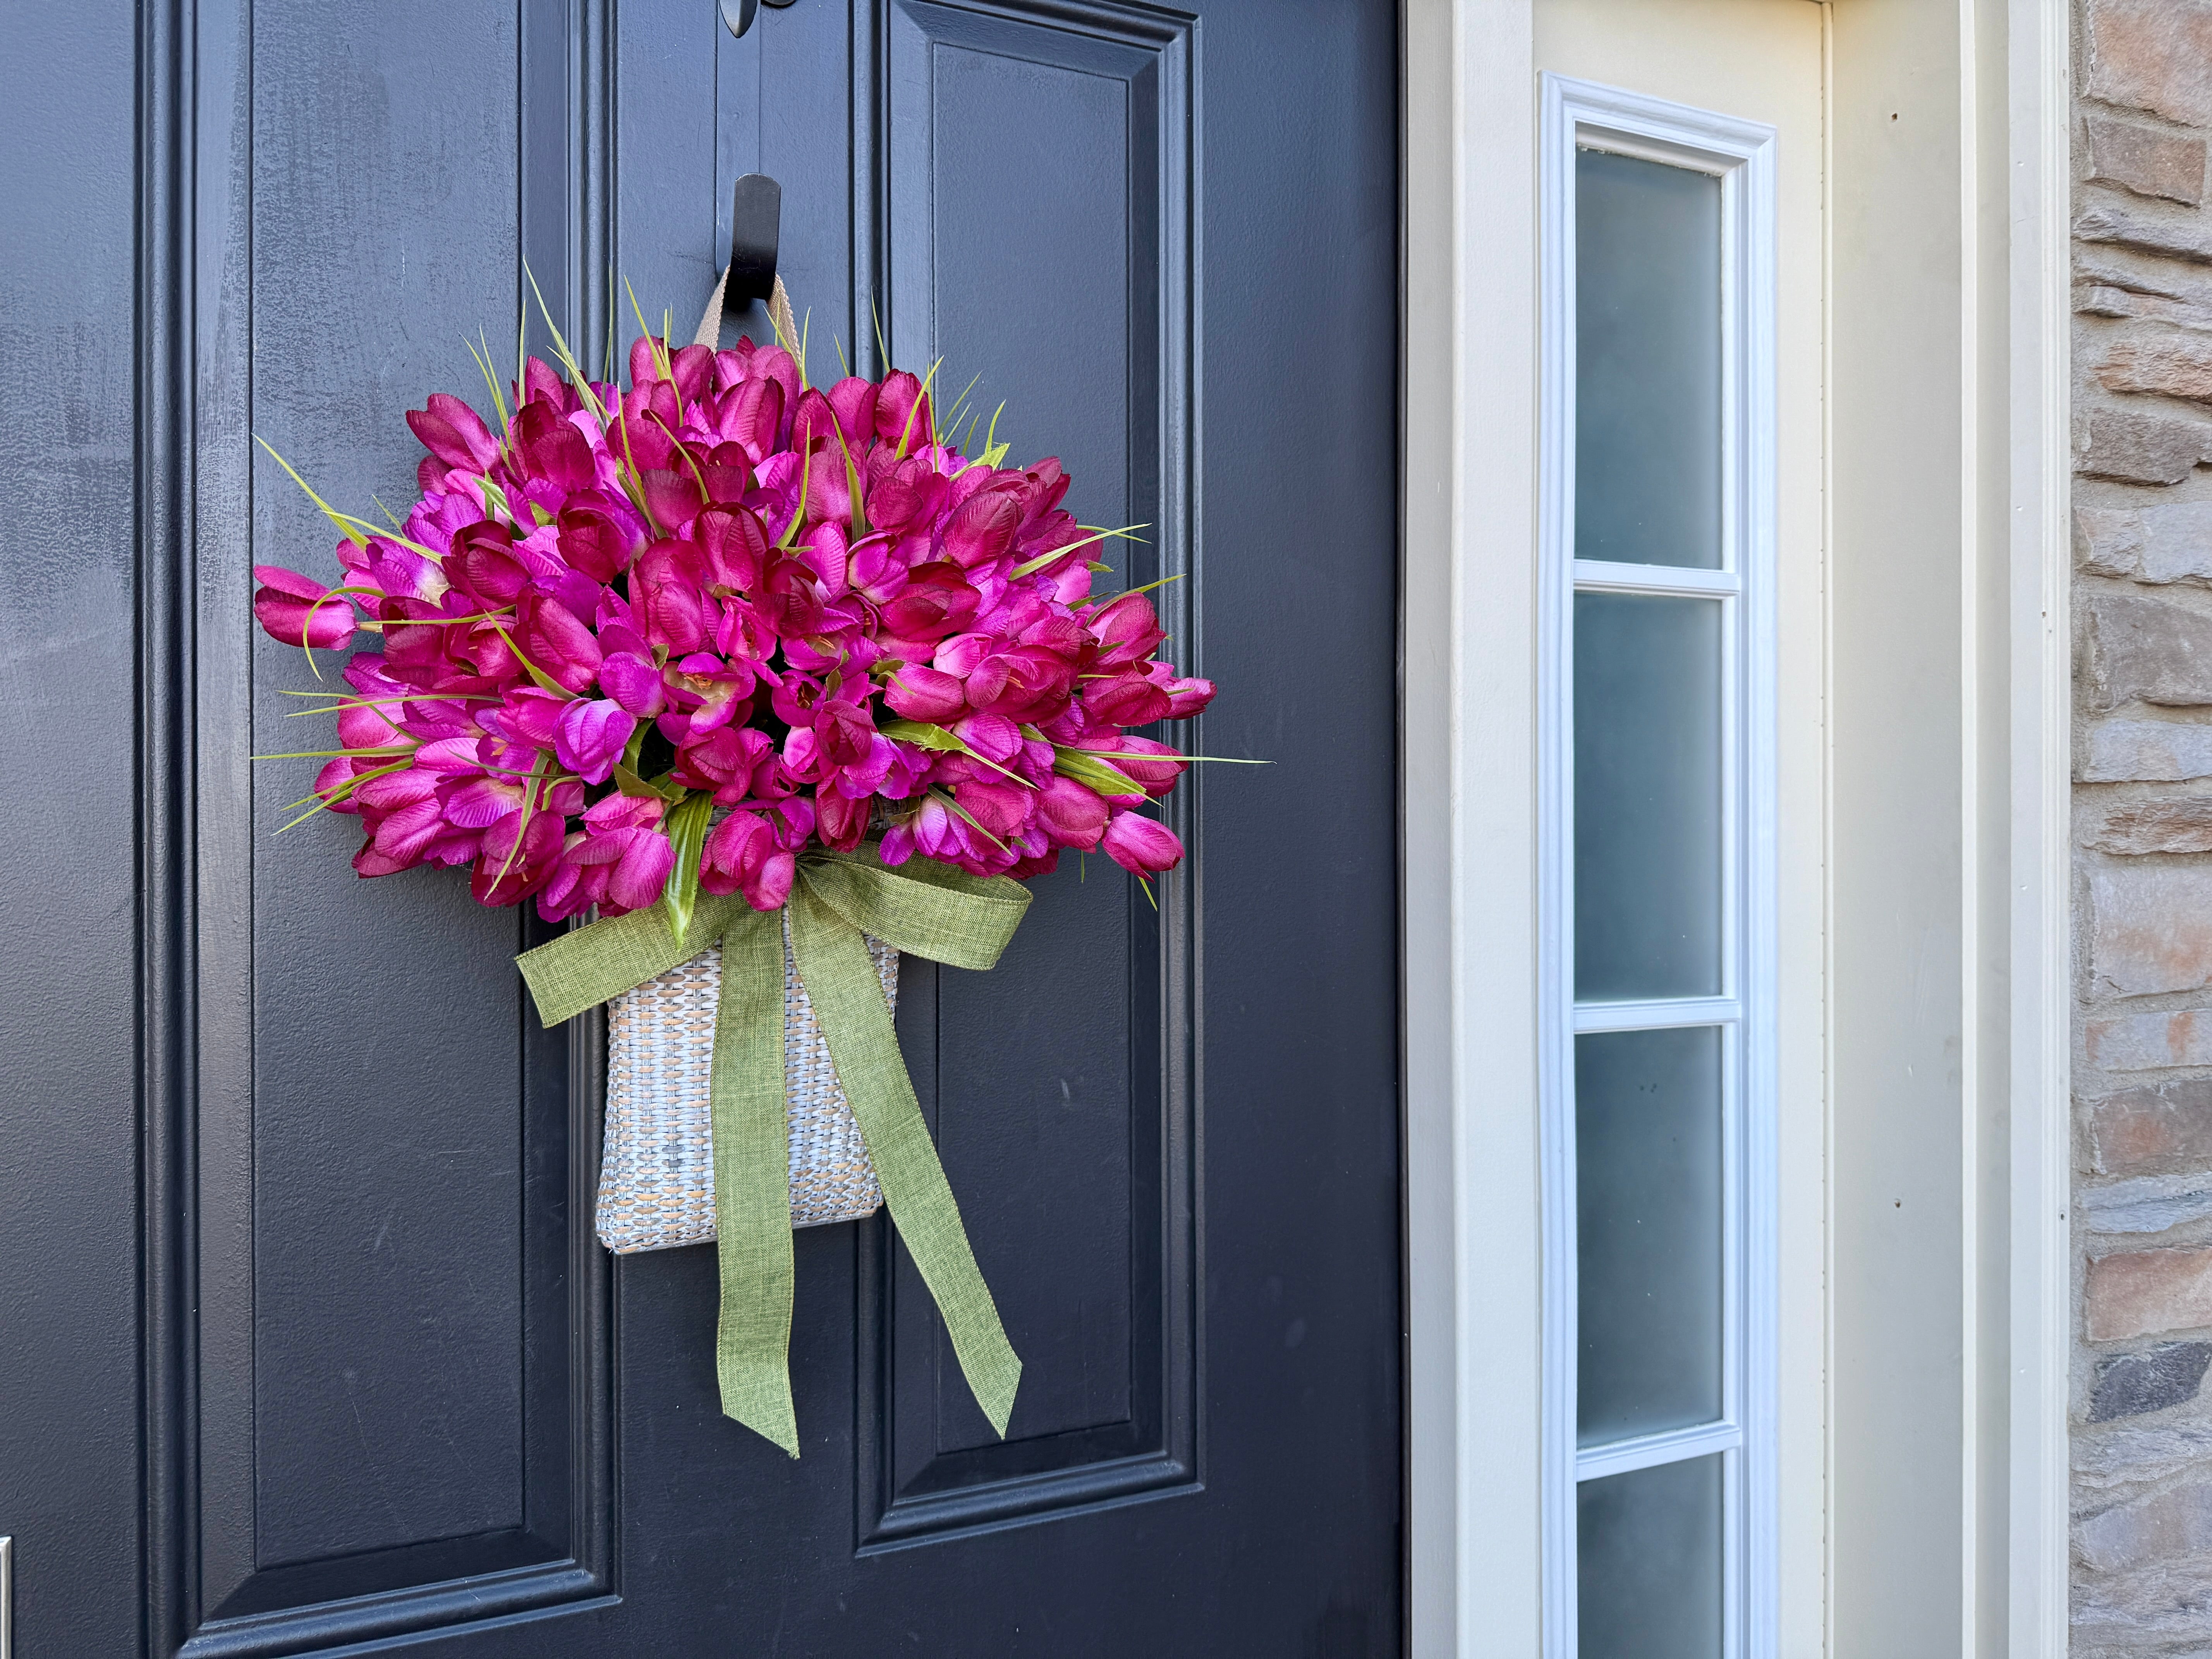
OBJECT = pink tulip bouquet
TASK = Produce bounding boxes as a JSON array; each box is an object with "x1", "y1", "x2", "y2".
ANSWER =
[{"x1": 252, "y1": 318, "x2": 1211, "y2": 930}]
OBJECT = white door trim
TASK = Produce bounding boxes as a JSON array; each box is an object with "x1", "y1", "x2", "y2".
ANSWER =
[
  {"x1": 2004, "y1": 0, "x2": 2073, "y2": 1649},
  {"x1": 1403, "y1": 2, "x2": 1539, "y2": 1654}
]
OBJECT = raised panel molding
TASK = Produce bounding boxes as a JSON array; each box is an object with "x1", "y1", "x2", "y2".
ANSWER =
[
  {"x1": 854, "y1": 0, "x2": 1201, "y2": 1549},
  {"x1": 145, "y1": 4, "x2": 618, "y2": 1652}
]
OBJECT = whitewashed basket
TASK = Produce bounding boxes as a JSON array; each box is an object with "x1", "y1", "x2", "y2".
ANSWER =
[{"x1": 594, "y1": 918, "x2": 897, "y2": 1253}]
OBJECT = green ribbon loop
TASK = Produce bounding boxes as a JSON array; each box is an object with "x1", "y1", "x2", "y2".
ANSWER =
[{"x1": 513, "y1": 845, "x2": 1031, "y2": 1456}]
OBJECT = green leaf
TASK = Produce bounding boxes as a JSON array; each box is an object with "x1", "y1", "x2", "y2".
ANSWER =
[
  {"x1": 465, "y1": 329, "x2": 510, "y2": 432},
  {"x1": 1009, "y1": 522, "x2": 1148, "y2": 579},
  {"x1": 525, "y1": 261, "x2": 613, "y2": 428},
  {"x1": 249, "y1": 744, "x2": 413, "y2": 761},
  {"x1": 659, "y1": 790, "x2": 716, "y2": 945},
  {"x1": 475, "y1": 475, "x2": 515, "y2": 522},
  {"x1": 1052, "y1": 746, "x2": 1142, "y2": 798},
  {"x1": 835, "y1": 421, "x2": 870, "y2": 538},
  {"x1": 1082, "y1": 751, "x2": 1269, "y2": 764},
  {"x1": 254, "y1": 435, "x2": 369, "y2": 550},
  {"x1": 611, "y1": 761, "x2": 682, "y2": 801},
  {"x1": 776, "y1": 438, "x2": 814, "y2": 550},
  {"x1": 491, "y1": 753, "x2": 551, "y2": 889},
  {"x1": 625, "y1": 276, "x2": 678, "y2": 405},
  {"x1": 879, "y1": 718, "x2": 967, "y2": 753},
  {"x1": 936, "y1": 368, "x2": 986, "y2": 445}
]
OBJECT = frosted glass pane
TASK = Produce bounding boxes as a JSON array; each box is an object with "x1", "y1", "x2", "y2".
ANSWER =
[
  {"x1": 1577, "y1": 1455, "x2": 1724, "y2": 1659},
  {"x1": 1573, "y1": 592, "x2": 1723, "y2": 1001},
  {"x1": 1575, "y1": 148, "x2": 1723, "y2": 570},
  {"x1": 1577, "y1": 1026, "x2": 1723, "y2": 1445}
]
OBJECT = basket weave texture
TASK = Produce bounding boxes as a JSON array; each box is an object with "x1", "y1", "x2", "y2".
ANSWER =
[{"x1": 594, "y1": 919, "x2": 898, "y2": 1253}]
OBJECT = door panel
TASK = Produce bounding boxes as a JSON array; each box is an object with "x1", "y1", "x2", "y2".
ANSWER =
[
  {"x1": 187, "y1": 1, "x2": 611, "y2": 1644},
  {"x1": 873, "y1": 0, "x2": 1196, "y2": 1535},
  {"x1": 0, "y1": 1, "x2": 1400, "y2": 1654},
  {"x1": 0, "y1": 10, "x2": 145, "y2": 1658}
]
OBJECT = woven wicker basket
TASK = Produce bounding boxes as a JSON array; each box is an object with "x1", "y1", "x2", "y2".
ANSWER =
[{"x1": 594, "y1": 919, "x2": 897, "y2": 1254}]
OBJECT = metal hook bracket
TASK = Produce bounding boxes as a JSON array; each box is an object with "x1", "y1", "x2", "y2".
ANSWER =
[{"x1": 724, "y1": 173, "x2": 782, "y2": 313}]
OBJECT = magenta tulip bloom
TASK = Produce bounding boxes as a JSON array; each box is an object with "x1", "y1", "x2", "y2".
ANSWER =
[
  {"x1": 1159, "y1": 671, "x2": 1215, "y2": 718},
  {"x1": 252, "y1": 565, "x2": 357, "y2": 650},
  {"x1": 554, "y1": 698, "x2": 635, "y2": 785},
  {"x1": 488, "y1": 686, "x2": 568, "y2": 752},
  {"x1": 917, "y1": 798, "x2": 967, "y2": 860},
  {"x1": 884, "y1": 662, "x2": 967, "y2": 722},
  {"x1": 1083, "y1": 672, "x2": 1173, "y2": 728},
  {"x1": 815, "y1": 786, "x2": 871, "y2": 852},
  {"x1": 940, "y1": 490, "x2": 1020, "y2": 570},
  {"x1": 951, "y1": 713, "x2": 1022, "y2": 764},
  {"x1": 1088, "y1": 591, "x2": 1166, "y2": 667},
  {"x1": 873, "y1": 369, "x2": 931, "y2": 451},
  {"x1": 510, "y1": 591, "x2": 599, "y2": 692},
  {"x1": 668, "y1": 723, "x2": 774, "y2": 804},
  {"x1": 450, "y1": 522, "x2": 532, "y2": 606},
  {"x1": 551, "y1": 505, "x2": 625, "y2": 582},
  {"x1": 405, "y1": 392, "x2": 501, "y2": 473},
  {"x1": 1101, "y1": 810, "x2": 1182, "y2": 876},
  {"x1": 564, "y1": 794, "x2": 675, "y2": 915},
  {"x1": 334, "y1": 697, "x2": 406, "y2": 751},
  {"x1": 701, "y1": 809, "x2": 797, "y2": 911},
  {"x1": 880, "y1": 562, "x2": 981, "y2": 644},
  {"x1": 513, "y1": 399, "x2": 595, "y2": 491},
  {"x1": 1036, "y1": 775, "x2": 1109, "y2": 849}
]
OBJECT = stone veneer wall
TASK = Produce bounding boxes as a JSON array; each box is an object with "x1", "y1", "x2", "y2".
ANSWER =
[{"x1": 2072, "y1": 2, "x2": 2212, "y2": 1648}]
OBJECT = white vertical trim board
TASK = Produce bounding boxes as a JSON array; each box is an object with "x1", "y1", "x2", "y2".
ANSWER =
[
  {"x1": 1401, "y1": 2, "x2": 1539, "y2": 1654},
  {"x1": 2006, "y1": 0, "x2": 2072, "y2": 1650},
  {"x1": 1537, "y1": 73, "x2": 1779, "y2": 1659}
]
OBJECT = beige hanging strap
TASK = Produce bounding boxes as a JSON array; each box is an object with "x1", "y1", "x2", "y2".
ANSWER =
[{"x1": 693, "y1": 268, "x2": 798, "y2": 356}]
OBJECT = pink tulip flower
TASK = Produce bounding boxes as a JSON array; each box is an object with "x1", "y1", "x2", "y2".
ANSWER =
[
  {"x1": 1101, "y1": 810, "x2": 1182, "y2": 876},
  {"x1": 554, "y1": 698, "x2": 636, "y2": 785},
  {"x1": 253, "y1": 565, "x2": 357, "y2": 650}
]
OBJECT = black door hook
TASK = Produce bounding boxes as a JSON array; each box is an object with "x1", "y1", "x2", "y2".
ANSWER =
[{"x1": 724, "y1": 173, "x2": 782, "y2": 312}]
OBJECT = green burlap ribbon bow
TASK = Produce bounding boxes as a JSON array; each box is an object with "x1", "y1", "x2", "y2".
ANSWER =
[{"x1": 514, "y1": 846, "x2": 1032, "y2": 1456}]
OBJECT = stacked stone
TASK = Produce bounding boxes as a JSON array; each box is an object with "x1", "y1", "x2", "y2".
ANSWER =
[{"x1": 2074, "y1": 3, "x2": 2212, "y2": 1649}]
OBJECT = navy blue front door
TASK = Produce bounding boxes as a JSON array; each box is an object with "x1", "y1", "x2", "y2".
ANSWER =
[{"x1": 0, "y1": 2, "x2": 1400, "y2": 1653}]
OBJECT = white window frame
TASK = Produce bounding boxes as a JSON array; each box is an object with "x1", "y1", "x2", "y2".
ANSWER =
[{"x1": 1536, "y1": 74, "x2": 1779, "y2": 1659}]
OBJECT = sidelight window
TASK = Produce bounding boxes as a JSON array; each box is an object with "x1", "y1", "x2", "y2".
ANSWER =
[{"x1": 1538, "y1": 77, "x2": 1778, "y2": 1659}]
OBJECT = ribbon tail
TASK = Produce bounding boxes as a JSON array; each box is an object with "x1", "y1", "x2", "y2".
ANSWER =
[
  {"x1": 707, "y1": 905, "x2": 802, "y2": 1455},
  {"x1": 789, "y1": 886, "x2": 1023, "y2": 1436}
]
